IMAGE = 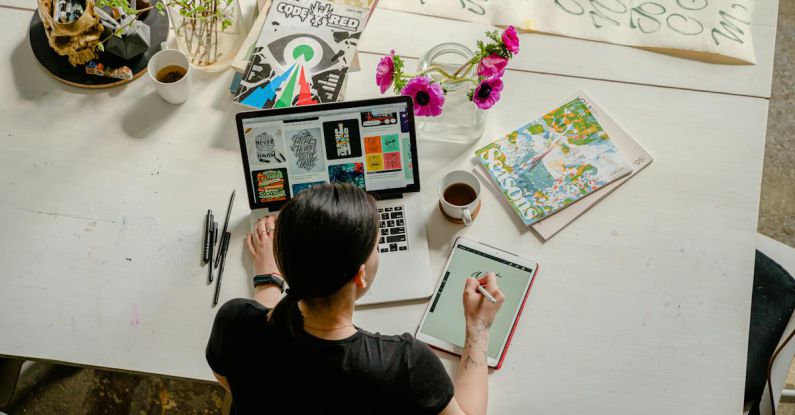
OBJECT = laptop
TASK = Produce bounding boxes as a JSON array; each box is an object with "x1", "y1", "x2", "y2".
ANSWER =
[{"x1": 234, "y1": 96, "x2": 434, "y2": 305}]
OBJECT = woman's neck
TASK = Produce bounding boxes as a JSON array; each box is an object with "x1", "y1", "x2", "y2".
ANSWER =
[{"x1": 299, "y1": 300, "x2": 357, "y2": 340}]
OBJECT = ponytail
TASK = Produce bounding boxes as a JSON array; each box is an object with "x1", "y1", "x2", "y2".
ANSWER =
[{"x1": 268, "y1": 289, "x2": 304, "y2": 337}]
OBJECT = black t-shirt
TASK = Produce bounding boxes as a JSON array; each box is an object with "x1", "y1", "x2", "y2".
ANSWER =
[{"x1": 206, "y1": 298, "x2": 455, "y2": 414}]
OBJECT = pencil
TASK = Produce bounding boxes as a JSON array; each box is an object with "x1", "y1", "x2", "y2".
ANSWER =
[{"x1": 213, "y1": 232, "x2": 231, "y2": 307}]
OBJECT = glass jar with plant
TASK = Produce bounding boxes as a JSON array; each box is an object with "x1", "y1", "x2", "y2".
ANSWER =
[{"x1": 156, "y1": 0, "x2": 242, "y2": 70}]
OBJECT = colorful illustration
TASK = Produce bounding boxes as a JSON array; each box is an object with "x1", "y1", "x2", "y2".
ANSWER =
[
  {"x1": 364, "y1": 136, "x2": 382, "y2": 154},
  {"x1": 475, "y1": 96, "x2": 632, "y2": 225},
  {"x1": 252, "y1": 168, "x2": 290, "y2": 203},
  {"x1": 361, "y1": 111, "x2": 398, "y2": 127},
  {"x1": 287, "y1": 128, "x2": 325, "y2": 173},
  {"x1": 366, "y1": 154, "x2": 384, "y2": 171},
  {"x1": 322, "y1": 119, "x2": 362, "y2": 159},
  {"x1": 292, "y1": 181, "x2": 326, "y2": 196},
  {"x1": 383, "y1": 152, "x2": 402, "y2": 170},
  {"x1": 328, "y1": 162, "x2": 365, "y2": 188},
  {"x1": 233, "y1": 0, "x2": 367, "y2": 109},
  {"x1": 381, "y1": 134, "x2": 400, "y2": 152}
]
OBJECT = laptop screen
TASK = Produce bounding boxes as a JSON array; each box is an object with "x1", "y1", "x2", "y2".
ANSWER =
[{"x1": 236, "y1": 97, "x2": 420, "y2": 211}]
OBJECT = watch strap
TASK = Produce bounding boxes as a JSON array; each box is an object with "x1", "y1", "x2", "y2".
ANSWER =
[{"x1": 253, "y1": 274, "x2": 286, "y2": 292}]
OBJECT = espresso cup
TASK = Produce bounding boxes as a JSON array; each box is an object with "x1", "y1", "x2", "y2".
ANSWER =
[
  {"x1": 147, "y1": 49, "x2": 191, "y2": 104},
  {"x1": 438, "y1": 170, "x2": 481, "y2": 225}
]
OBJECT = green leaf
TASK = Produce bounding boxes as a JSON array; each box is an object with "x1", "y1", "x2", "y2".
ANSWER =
[{"x1": 97, "y1": 43, "x2": 105, "y2": 52}]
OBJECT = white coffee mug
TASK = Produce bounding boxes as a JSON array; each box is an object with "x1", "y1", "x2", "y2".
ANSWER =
[
  {"x1": 438, "y1": 170, "x2": 481, "y2": 226},
  {"x1": 147, "y1": 49, "x2": 191, "y2": 104}
]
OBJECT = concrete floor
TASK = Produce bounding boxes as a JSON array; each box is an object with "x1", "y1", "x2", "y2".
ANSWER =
[{"x1": 1, "y1": 3, "x2": 794, "y2": 415}]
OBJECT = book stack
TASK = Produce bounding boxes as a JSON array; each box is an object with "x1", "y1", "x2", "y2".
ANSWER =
[
  {"x1": 229, "y1": 0, "x2": 376, "y2": 109},
  {"x1": 474, "y1": 93, "x2": 653, "y2": 240}
]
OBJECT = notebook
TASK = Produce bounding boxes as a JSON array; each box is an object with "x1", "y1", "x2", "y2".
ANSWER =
[{"x1": 475, "y1": 94, "x2": 633, "y2": 226}]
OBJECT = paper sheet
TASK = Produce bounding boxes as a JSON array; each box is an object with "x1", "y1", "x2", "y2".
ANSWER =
[{"x1": 378, "y1": 0, "x2": 756, "y2": 64}]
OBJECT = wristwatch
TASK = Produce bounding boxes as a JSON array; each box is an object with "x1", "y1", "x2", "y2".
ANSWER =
[{"x1": 253, "y1": 274, "x2": 286, "y2": 292}]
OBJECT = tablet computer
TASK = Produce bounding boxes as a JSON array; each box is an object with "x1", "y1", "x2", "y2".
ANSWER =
[{"x1": 416, "y1": 237, "x2": 539, "y2": 369}]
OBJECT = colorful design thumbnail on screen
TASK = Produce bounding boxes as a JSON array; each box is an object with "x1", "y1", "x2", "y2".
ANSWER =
[
  {"x1": 399, "y1": 111, "x2": 410, "y2": 133},
  {"x1": 383, "y1": 152, "x2": 402, "y2": 170},
  {"x1": 252, "y1": 168, "x2": 290, "y2": 203},
  {"x1": 328, "y1": 162, "x2": 365, "y2": 189},
  {"x1": 361, "y1": 111, "x2": 398, "y2": 127},
  {"x1": 292, "y1": 181, "x2": 326, "y2": 196},
  {"x1": 322, "y1": 119, "x2": 362, "y2": 160},
  {"x1": 364, "y1": 136, "x2": 382, "y2": 154},
  {"x1": 366, "y1": 154, "x2": 384, "y2": 171}
]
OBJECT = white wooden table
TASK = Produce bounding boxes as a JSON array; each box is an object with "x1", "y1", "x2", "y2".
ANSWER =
[{"x1": 0, "y1": 2, "x2": 777, "y2": 414}]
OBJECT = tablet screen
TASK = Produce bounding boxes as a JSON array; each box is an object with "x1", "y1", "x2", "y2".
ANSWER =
[{"x1": 419, "y1": 243, "x2": 536, "y2": 360}]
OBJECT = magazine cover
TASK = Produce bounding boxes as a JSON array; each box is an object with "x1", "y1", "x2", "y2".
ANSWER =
[
  {"x1": 233, "y1": 0, "x2": 367, "y2": 109},
  {"x1": 475, "y1": 96, "x2": 632, "y2": 226}
]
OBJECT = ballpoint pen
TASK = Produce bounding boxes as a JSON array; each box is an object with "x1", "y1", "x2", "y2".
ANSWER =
[{"x1": 207, "y1": 221, "x2": 217, "y2": 284}]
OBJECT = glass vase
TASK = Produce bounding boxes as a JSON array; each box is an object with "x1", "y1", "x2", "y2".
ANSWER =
[
  {"x1": 168, "y1": 0, "x2": 243, "y2": 71},
  {"x1": 416, "y1": 42, "x2": 487, "y2": 143}
]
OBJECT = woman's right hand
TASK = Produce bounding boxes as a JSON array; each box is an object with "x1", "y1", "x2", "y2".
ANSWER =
[{"x1": 462, "y1": 272, "x2": 505, "y2": 329}]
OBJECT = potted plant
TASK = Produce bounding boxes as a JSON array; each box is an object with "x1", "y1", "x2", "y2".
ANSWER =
[{"x1": 156, "y1": 0, "x2": 242, "y2": 70}]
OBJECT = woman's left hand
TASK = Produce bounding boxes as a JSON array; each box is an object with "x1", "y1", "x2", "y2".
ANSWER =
[{"x1": 246, "y1": 215, "x2": 280, "y2": 276}]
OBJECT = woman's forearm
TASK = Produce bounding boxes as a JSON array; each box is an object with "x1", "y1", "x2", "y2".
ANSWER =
[
  {"x1": 253, "y1": 285, "x2": 282, "y2": 308},
  {"x1": 453, "y1": 320, "x2": 490, "y2": 415}
]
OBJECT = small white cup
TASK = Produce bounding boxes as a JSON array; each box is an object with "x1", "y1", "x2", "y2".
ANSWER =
[
  {"x1": 147, "y1": 49, "x2": 191, "y2": 104},
  {"x1": 438, "y1": 170, "x2": 481, "y2": 226}
]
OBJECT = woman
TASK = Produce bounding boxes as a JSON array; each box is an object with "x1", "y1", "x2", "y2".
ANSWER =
[{"x1": 206, "y1": 184, "x2": 504, "y2": 414}]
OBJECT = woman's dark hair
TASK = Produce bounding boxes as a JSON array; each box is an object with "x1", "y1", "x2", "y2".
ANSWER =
[{"x1": 268, "y1": 183, "x2": 379, "y2": 336}]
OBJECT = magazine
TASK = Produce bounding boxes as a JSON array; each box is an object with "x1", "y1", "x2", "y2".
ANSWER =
[
  {"x1": 475, "y1": 95, "x2": 633, "y2": 226},
  {"x1": 233, "y1": 0, "x2": 367, "y2": 109}
]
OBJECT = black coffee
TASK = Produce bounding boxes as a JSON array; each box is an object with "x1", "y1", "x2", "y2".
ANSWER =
[
  {"x1": 156, "y1": 65, "x2": 187, "y2": 83},
  {"x1": 443, "y1": 183, "x2": 477, "y2": 206}
]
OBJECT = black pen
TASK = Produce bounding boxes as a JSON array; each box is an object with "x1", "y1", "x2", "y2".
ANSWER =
[
  {"x1": 202, "y1": 210, "x2": 213, "y2": 263},
  {"x1": 207, "y1": 221, "x2": 217, "y2": 284},
  {"x1": 215, "y1": 189, "x2": 235, "y2": 269},
  {"x1": 213, "y1": 232, "x2": 231, "y2": 306}
]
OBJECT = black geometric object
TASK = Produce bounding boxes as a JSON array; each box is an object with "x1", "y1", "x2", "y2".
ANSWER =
[
  {"x1": 29, "y1": 7, "x2": 167, "y2": 88},
  {"x1": 105, "y1": 21, "x2": 151, "y2": 60}
]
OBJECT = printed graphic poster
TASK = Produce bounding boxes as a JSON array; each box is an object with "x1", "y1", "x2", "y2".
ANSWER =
[
  {"x1": 378, "y1": 0, "x2": 757, "y2": 64},
  {"x1": 287, "y1": 128, "x2": 326, "y2": 175},
  {"x1": 328, "y1": 162, "x2": 365, "y2": 188},
  {"x1": 252, "y1": 168, "x2": 290, "y2": 203},
  {"x1": 361, "y1": 111, "x2": 398, "y2": 127},
  {"x1": 249, "y1": 128, "x2": 287, "y2": 164},
  {"x1": 322, "y1": 119, "x2": 362, "y2": 160},
  {"x1": 234, "y1": 0, "x2": 368, "y2": 109},
  {"x1": 292, "y1": 181, "x2": 326, "y2": 196}
]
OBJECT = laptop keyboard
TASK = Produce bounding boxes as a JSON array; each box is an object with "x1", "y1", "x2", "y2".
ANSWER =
[{"x1": 378, "y1": 205, "x2": 408, "y2": 253}]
